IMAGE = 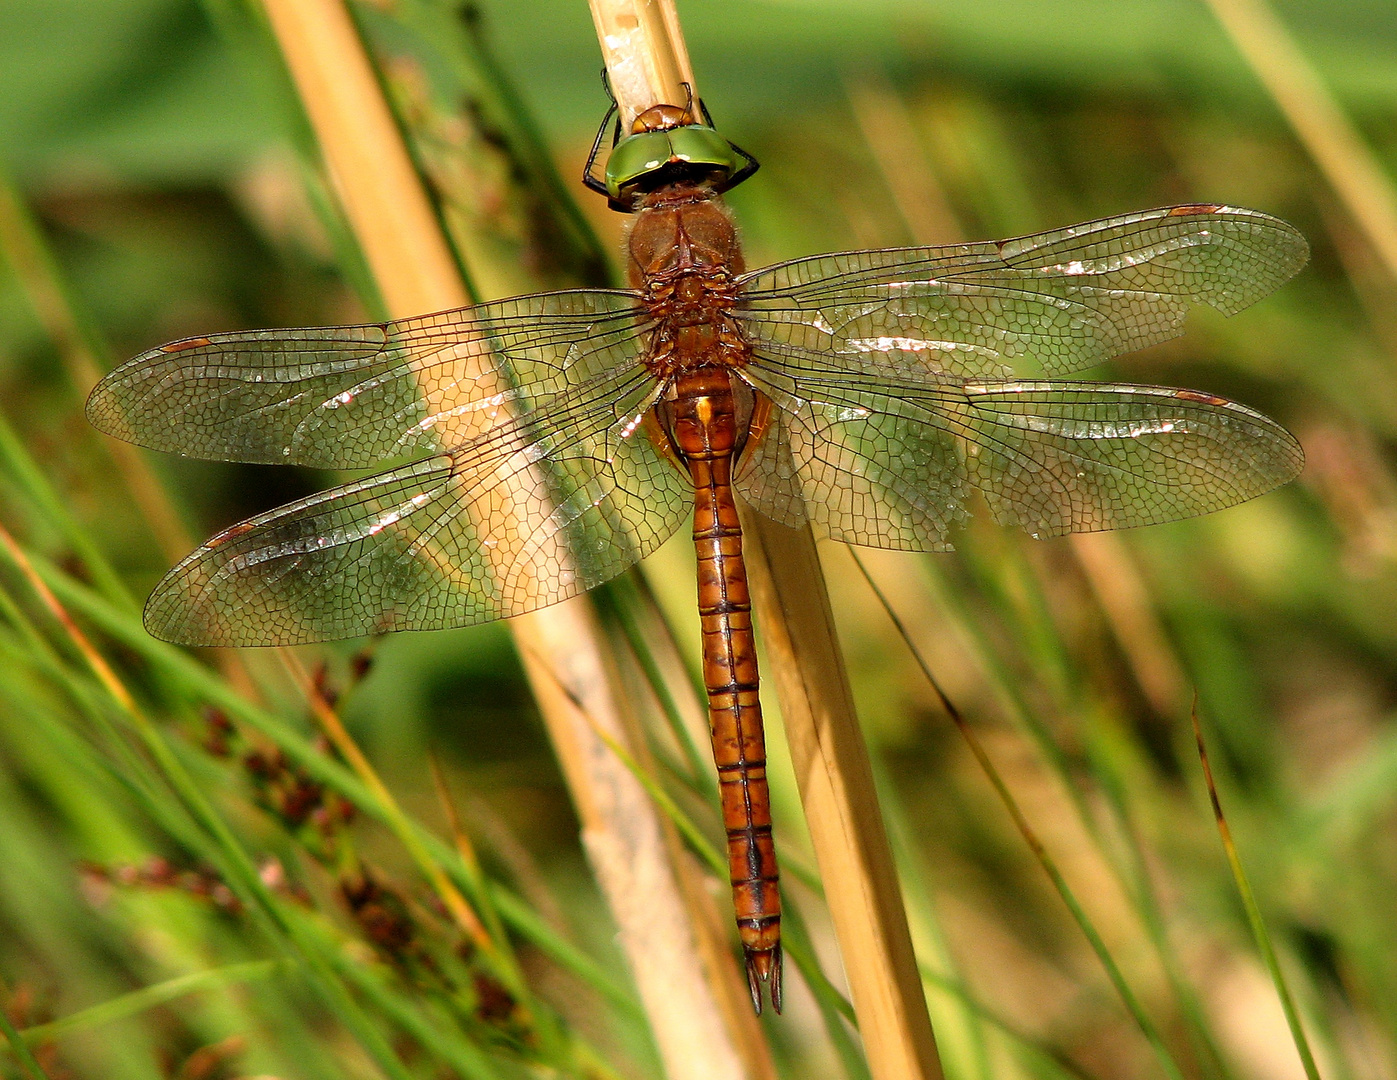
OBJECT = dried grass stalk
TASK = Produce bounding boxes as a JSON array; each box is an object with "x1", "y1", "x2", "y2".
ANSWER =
[
  {"x1": 259, "y1": 1, "x2": 752, "y2": 1073},
  {"x1": 588, "y1": 0, "x2": 695, "y2": 128},
  {"x1": 586, "y1": 0, "x2": 943, "y2": 1074},
  {"x1": 743, "y1": 514, "x2": 944, "y2": 1080}
]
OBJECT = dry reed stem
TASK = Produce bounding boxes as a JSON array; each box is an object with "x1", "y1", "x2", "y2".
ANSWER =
[
  {"x1": 588, "y1": 0, "x2": 695, "y2": 129},
  {"x1": 529, "y1": 639, "x2": 777, "y2": 1078},
  {"x1": 1205, "y1": 0, "x2": 1397, "y2": 281},
  {"x1": 583, "y1": 4, "x2": 942, "y2": 1070},
  {"x1": 258, "y1": 1, "x2": 747, "y2": 1074},
  {"x1": 743, "y1": 514, "x2": 945, "y2": 1080}
]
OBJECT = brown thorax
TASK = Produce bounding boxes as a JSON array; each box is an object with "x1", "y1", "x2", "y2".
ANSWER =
[{"x1": 629, "y1": 187, "x2": 750, "y2": 378}]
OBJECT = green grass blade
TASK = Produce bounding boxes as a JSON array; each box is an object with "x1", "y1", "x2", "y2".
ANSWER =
[
  {"x1": 853, "y1": 552, "x2": 1187, "y2": 1080},
  {"x1": 29, "y1": 551, "x2": 643, "y2": 1016},
  {"x1": 1192, "y1": 704, "x2": 1323, "y2": 1080},
  {"x1": 20, "y1": 961, "x2": 281, "y2": 1046}
]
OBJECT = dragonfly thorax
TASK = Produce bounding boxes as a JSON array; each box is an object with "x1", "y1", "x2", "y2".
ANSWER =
[
  {"x1": 632, "y1": 193, "x2": 750, "y2": 378},
  {"x1": 627, "y1": 190, "x2": 745, "y2": 283}
]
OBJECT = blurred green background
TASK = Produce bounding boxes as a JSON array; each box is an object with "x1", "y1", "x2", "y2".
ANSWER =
[{"x1": 0, "y1": 1, "x2": 1395, "y2": 1078}]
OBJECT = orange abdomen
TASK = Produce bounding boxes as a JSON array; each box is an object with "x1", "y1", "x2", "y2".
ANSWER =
[{"x1": 666, "y1": 366, "x2": 783, "y2": 1015}]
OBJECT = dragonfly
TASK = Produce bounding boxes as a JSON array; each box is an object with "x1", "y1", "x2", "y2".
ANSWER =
[{"x1": 87, "y1": 93, "x2": 1307, "y2": 1015}]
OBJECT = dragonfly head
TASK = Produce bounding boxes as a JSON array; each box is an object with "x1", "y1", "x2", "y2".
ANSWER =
[
  {"x1": 584, "y1": 91, "x2": 760, "y2": 213},
  {"x1": 631, "y1": 102, "x2": 696, "y2": 133}
]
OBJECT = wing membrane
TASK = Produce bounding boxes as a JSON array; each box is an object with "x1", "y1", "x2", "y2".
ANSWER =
[
  {"x1": 736, "y1": 366, "x2": 970, "y2": 550},
  {"x1": 145, "y1": 366, "x2": 690, "y2": 646},
  {"x1": 953, "y1": 381, "x2": 1302, "y2": 537},
  {"x1": 87, "y1": 290, "x2": 646, "y2": 469},
  {"x1": 740, "y1": 347, "x2": 1301, "y2": 550},
  {"x1": 737, "y1": 206, "x2": 1308, "y2": 381},
  {"x1": 97, "y1": 204, "x2": 1304, "y2": 640}
]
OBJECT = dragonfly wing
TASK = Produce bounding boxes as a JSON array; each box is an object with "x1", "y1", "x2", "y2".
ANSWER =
[
  {"x1": 735, "y1": 367, "x2": 969, "y2": 550},
  {"x1": 947, "y1": 380, "x2": 1302, "y2": 537},
  {"x1": 740, "y1": 349, "x2": 1301, "y2": 550},
  {"x1": 145, "y1": 367, "x2": 690, "y2": 646},
  {"x1": 737, "y1": 206, "x2": 1308, "y2": 380},
  {"x1": 87, "y1": 290, "x2": 647, "y2": 468}
]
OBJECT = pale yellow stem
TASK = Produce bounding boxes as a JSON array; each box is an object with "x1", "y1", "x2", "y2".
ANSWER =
[
  {"x1": 582, "y1": 1, "x2": 944, "y2": 1072},
  {"x1": 588, "y1": 0, "x2": 695, "y2": 128},
  {"x1": 743, "y1": 514, "x2": 945, "y2": 1080},
  {"x1": 260, "y1": 1, "x2": 750, "y2": 1074}
]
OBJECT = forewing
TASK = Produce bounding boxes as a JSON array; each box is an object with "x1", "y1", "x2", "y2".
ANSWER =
[
  {"x1": 144, "y1": 367, "x2": 690, "y2": 646},
  {"x1": 87, "y1": 290, "x2": 646, "y2": 468},
  {"x1": 739, "y1": 351, "x2": 1301, "y2": 550},
  {"x1": 737, "y1": 205, "x2": 1308, "y2": 380}
]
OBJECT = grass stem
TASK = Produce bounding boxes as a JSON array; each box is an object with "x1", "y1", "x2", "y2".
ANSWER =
[
  {"x1": 852, "y1": 551, "x2": 1186, "y2": 1080},
  {"x1": 1192, "y1": 702, "x2": 1323, "y2": 1080},
  {"x1": 259, "y1": 1, "x2": 751, "y2": 1071},
  {"x1": 1205, "y1": 0, "x2": 1397, "y2": 280}
]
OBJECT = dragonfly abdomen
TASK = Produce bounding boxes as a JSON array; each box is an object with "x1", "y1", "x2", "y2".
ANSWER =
[{"x1": 666, "y1": 365, "x2": 783, "y2": 1015}]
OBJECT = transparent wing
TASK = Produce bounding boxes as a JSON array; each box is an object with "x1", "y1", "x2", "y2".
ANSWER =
[
  {"x1": 737, "y1": 205, "x2": 1308, "y2": 381},
  {"x1": 144, "y1": 366, "x2": 690, "y2": 646},
  {"x1": 738, "y1": 348, "x2": 1302, "y2": 551},
  {"x1": 87, "y1": 290, "x2": 647, "y2": 469}
]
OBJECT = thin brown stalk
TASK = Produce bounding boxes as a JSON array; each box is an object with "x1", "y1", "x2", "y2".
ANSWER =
[
  {"x1": 426, "y1": 752, "x2": 526, "y2": 973},
  {"x1": 280, "y1": 651, "x2": 494, "y2": 956},
  {"x1": 258, "y1": 1, "x2": 752, "y2": 1074},
  {"x1": 1192, "y1": 701, "x2": 1323, "y2": 1080},
  {"x1": 426, "y1": 753, "x2": 484, "y2": 879},
  {"x1": 1204, "y1": 0, "x2": 1397, "y2": 281},
  {"x1": 586, "y1": 4, "x2": 943, "y2": 1074}
]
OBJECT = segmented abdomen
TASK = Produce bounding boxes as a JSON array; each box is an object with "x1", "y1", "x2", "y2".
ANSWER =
[{"x1": 666, "y1": 366, "x2": 783, "y2": 1014}]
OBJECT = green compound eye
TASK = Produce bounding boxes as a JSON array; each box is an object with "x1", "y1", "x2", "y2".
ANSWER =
[
  {"x1": 666, "y1": 125, "x2": 740, "y2": 174},
  {"x1": 604, "y1": 130, "x2": 674, "y2": 197},
  {"x1": 604, "y1": 125, "x2": 740, "y2": 201}
]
